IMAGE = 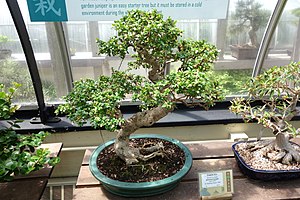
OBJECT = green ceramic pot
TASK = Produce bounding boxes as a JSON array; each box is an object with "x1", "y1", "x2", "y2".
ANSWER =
[{"x1": 89, "y1": 134, "x2": 193, "y2": 197}]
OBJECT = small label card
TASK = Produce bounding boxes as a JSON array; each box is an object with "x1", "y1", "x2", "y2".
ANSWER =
[{"x1": 198, "y1": 170, "x2": 233, "y2": 200}]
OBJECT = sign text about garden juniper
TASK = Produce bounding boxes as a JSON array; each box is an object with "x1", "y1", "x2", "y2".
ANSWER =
[{"x1": 26, "y1": 0, "x2": 229, "y2": 21}]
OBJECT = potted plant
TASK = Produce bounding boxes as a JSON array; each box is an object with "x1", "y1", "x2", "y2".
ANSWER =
[
  {"x1": 229, "y1": 0, "x2": 270, "y2": 59},
  {"x1": 56, "y1": 9, "x2": 224, "y2": 197},
  {"x1": 0, "y1": 82, "x2": 60, "y2": 181},
  {"x1": 0, "y1": 34, "x2": 12, "y2": 59},
  {"x1": 230, "y1": 62, "x2": 300, "y2": 180},
  {"x1": 69, "y1": 48, "x2": 76, "y2": 56}
]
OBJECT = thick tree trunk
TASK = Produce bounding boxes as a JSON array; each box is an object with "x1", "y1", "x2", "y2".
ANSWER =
[
  {"x1": 274, "y1": 132, "x2": 300, "y2": 164},
  {"x1": 114, "y1": 105, "x2": 173, "y2": 165},
  {"x1": 248, "y1": 29, "x2": 258, "y2": 47}
]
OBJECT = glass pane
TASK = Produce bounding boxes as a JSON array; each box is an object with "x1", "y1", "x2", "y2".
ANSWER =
[
  {"x1": 11, "y1": 0, "x2": 282, "y2": 105},
  {"x1": 217, "y1": 0, "x2": 277, "y2": 96},
  {"x1": 0, "y1": 1, "x2": 37, "y2": 104},
  {"x1": 263, "y1": 0, "x2": 300, "y2": 71},
  {"x1": 63, "y1": 0, "x2": 278, "y2": 98},
  {"x1": 17, "y1": 1, "x2": 71, "y2": 103}
]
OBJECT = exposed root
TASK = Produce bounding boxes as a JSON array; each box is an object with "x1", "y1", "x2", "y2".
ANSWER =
[
  {"x1": 246, "y1": 140, "x2": 273, "y2": 152},
  {"x1": 115, "y1": 140, "x2": 165, "y2": 165},
  {"x1": 236, "y1": 138, "x2": 300, "y2": 167},
  {"x1": 138, "y1": 151, "x2": 165, "y2": 162},
  {"x1": 263, "y1": 142, "x2": 300, "y2": 165}
]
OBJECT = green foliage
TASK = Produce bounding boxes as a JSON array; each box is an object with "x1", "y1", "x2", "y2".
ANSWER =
[
  {"x1": 0, "y1": 59, "x2": 35, "y2": 102},
  {"x1": 0, "y1": 83, "x2": 20, "y2": 119},
  {"x1": 0, "y1": 83, "x2": 59, "y2": 181},
  {"x1": 0, "y1": 35, "x2": 8, "y2": 42},
  {"x1": 57, "y1": 10, "x2": 224, "y2": 131},
  {"x1": 0, "y1": 127, "x2": 60, "y2": 181},
  {"x1": 0, "y1": 35, "x2": 9, "y2": 48},
  {"x1": 56, "y1": 70, "x2": 144, "y2": 131},
  {"x1": 230, "y1": 62, "x2": 300, "y2": 135},
  {"x1": 214, "y1": 69, "x2": 252, "y2": 95},
  {"x1": 97, "y1": 9, "x2": 182, "y2": 63},
  {"x1": 0, "y1": 59, "x2": 57, "y2": 102},
  {"x1": 0, "y1": 35, "x2": 10, "y2": 51},
  {"x1": 291, "y1": 7, "x2": 300, "y2": 17}
]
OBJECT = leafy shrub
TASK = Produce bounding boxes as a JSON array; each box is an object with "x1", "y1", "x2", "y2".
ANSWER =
[
  {"x1": 0, "y1": 59, "x2": 57, "y2": 102},
  {"x1": 0, "y1": 83, "x2": 59, "y2": 181}
]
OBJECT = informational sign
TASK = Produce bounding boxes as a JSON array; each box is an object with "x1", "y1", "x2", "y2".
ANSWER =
[
  {"x1": 198, "y1": 170, "x2": 233, "y2": 199},
  {"x1": 201, "y1": 172, "x2": 224, "y2": 188},
  {"x1": 26, "y1": 0, "x2": 229, "y2": 22}
]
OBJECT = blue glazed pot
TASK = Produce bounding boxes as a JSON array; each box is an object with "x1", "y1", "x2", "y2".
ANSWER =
[
  {"x1": 232, "y1": 141, "x2": 300, "y2": 181},
  {"x1": 89, "y1": 134, "x2": 193, "y2": 197}
]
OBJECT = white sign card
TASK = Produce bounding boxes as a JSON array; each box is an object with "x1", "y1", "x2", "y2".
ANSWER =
[{"x1": 201, "y1": 172, "x2": 224, "y2": 188}]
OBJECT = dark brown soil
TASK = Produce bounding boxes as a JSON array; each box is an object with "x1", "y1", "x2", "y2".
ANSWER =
[
  {"x1": 235, "y1": 141, "x2": 300, "y2": 171},
  {"x1": 96, "y1": 138, "x2": 185, "y2": 182}
]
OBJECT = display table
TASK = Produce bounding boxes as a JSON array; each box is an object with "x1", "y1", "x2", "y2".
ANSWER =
[{"x1": 73, "y1": 139, "x2": 300, "y2": 200}]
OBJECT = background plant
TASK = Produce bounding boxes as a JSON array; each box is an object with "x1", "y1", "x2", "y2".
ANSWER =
[
  {"x1": 214, "y1": 69, "x2": 252, "y2": 95},
  {"x1": 229, "y1": 0, "x2": 270, "y2": 47},
  {"x1": 0, "y1": 59, "x2": 57, "y2": 102},
  {"x1": 0, "y1": 34, "x2": 9, "y2": 49},
  {"x1": 57, "y1": 10, "x2": 224, "y2": 165},
  {"x1": 230, "y1": 62, "x2": 300, "y2": 165},
  {"x1": 0, "y1": 83, "x2": 60, "y2": 181}
]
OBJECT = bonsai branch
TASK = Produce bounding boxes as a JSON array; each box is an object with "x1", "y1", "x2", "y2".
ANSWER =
[{"x1": 135, "y1": 46, "x2": 164, "y2": 82}]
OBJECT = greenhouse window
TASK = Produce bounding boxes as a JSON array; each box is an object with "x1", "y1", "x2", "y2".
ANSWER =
[{"x1": 0, "y1": 0, "x2": 300, "y2": 126}]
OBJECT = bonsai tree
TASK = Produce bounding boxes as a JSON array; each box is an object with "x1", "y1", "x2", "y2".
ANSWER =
[
  {"x1": 0, "y1": 83, "x2": 60, "y2": 181},
  {"x1": 56, "y1": 10, "x2": 224, "y2": 165},
  {"x1": 0, "y1": 34, "x2": 12, "y2": 59},
  {"x1": 230, "y1": 0, "x2": 270, "y2": 48},
  {"x1": 0, "y1": 35, "x2": 9, "y2": 48},
  {"x1": 230, "y1": 62, "x2": 300, "y2": 165}
]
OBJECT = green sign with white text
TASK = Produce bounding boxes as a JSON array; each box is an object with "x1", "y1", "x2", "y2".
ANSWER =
[{"x1": 26, "y1": 0, "x2": 68, "y2": 21}]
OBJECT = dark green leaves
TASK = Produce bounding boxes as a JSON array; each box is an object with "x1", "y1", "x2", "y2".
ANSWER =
[
  {"x1": 57, "y1": 70, "x2": 145, "y2": 131},
  {"x1": 0, "y1": 124, "x2": 59, "y2": 181},
  {"x1": 58, "y1": 9, "x2": 225, "y2": 133},
  {"x1": 0, "y1": 83, "x2": 20, "y2": 120},
  {"x1": 0, "y1": 82, "x2": 59, "y2": 181}
]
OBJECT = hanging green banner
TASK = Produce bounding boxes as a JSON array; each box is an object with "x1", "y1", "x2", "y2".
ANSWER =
[{"x1": 26, "y1": 0, "x2": 68, "y2": 21}]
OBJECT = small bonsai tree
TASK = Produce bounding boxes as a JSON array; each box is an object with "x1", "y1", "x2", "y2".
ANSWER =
[
  {"x1": 0, "y1": 35, "x2": 9, "y2": 48},
  {"x1": 0, "y1": 34, "x2": 12, "y2": 59},
  {"x1": 57, "y1": 10, "x2": 224, "y2": 165},
  {"x1": 0, "y1": 83, "x2": 60, "y2": 181},
  {"x1": 230, "y1": 0, "x2": 270, "y2": 48},
  {"x1": 230, "y1": 62, "x2": 300, "y2": 165}
]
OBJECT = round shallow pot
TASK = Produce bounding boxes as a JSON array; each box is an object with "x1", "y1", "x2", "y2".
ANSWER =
[
  {"x1": 232, "y1": 141, "x2": 300, "y2": 181},
  {"x1": 89, "y1": 134, "x2": 193, "y2": 197}
]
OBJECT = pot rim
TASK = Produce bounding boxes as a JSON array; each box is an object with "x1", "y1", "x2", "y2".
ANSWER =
[{"x1": 89, "y1": 134, "x2": 193, "y2": 189}]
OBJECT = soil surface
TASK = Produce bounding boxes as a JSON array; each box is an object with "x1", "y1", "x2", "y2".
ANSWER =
[
  {"x1": 97, "y1": 138, "x2": 185, "y2": 182},
  {"x1": 235, "y1": 140, "x2": 300, "y2": 170}
]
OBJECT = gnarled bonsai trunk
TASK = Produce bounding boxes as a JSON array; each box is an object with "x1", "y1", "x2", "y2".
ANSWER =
[
  {"x1": 273, "y1": 132, "x2": 300, "y2": 164},
  {"x1": 248, "y1": 28, "x2": 258, "y2": 47},
  {"x1": 251, "y1": 132, "x2": 300, "y2": 165},
  {"x1": 114, "y1": 105, "x2": 174, "y2": 165}
]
